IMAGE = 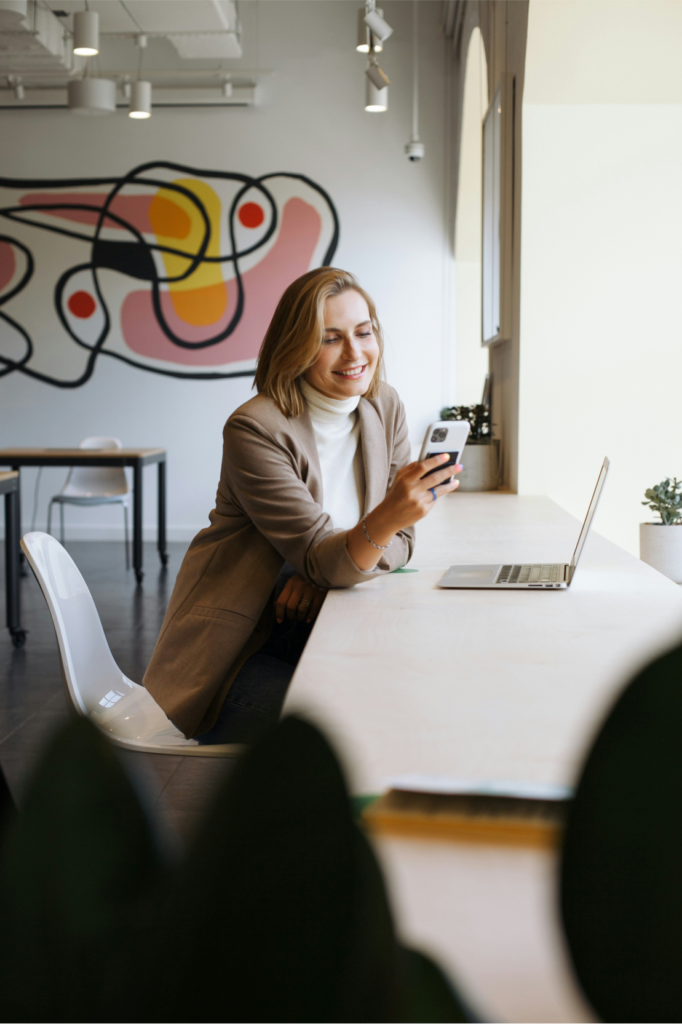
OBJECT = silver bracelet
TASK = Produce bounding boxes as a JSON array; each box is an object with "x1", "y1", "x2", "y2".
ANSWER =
[{"x1": 362, "y1": 515, "x2": 393, "y2": 551}]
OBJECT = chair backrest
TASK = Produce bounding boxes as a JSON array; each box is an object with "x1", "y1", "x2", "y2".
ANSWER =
[
  {"x1": 21, "y1": 532, "x2": 132, "y2": 715},
  {"x1": 62, "y1": 436, "x2": 129, "y2": 498}
]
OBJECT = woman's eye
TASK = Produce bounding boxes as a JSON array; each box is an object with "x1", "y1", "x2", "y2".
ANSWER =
[
  {"x1": 324, "y1": 335, "x2": 340, "y2": 344},
  {"x1": 357, "y1": 332, "x2": 372, "y2": 338}
]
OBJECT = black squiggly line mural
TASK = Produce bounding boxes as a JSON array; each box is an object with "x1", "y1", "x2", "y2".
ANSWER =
[{"x1": 0, "y1": 163, "x2": 340, "y2": 388}]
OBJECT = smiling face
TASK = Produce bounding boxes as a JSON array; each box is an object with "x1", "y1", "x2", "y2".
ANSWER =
[{"x1": 303, "y1": 289, "x2": 381, "y2": 400}]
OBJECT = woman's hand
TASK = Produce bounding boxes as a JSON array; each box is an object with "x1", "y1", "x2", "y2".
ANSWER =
[
  {"x1": 346, "y1": 453, "x2": 462, "y2": 571},
  {"x1": 275, "y1": 573, "x2": 327, "y2": 624}
]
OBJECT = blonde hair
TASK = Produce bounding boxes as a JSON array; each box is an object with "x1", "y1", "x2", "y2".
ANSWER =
[{"x1": 254, "y1": 268, "x2": 384, "y2": 418}]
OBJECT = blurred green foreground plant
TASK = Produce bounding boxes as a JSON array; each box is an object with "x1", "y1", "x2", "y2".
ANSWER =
[
  {"x1": 642, "y1": 478, "x2": 682, "y2": 525},
  {"x1": 0, "y1": 715, "x2": 474, "y2": 1023}
]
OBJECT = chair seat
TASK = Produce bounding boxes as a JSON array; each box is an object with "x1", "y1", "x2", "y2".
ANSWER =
[{"x1": 21, "y1": 532, "x2": 239, "y2": 760}]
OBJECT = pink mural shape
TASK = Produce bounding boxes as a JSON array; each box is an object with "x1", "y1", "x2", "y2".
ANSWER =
[
  {"x1": 0, "y1": 241, "x2": 15, "y2": 292},
  {"x1": 120, "y1": 197, "x2": 322, "y2": 366},
  {"x1": 18, "y1": 192, "x2": 155, "y2": 234}
]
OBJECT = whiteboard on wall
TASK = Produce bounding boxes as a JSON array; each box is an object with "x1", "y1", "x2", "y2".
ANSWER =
[{"x1": 482, "y1": 74, "x2": 514, "y2": 346}]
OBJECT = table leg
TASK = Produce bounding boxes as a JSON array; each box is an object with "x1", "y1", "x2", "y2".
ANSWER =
[
  {"x1": 5, "y1": 489, "x2": 25, "y2": 648},
  {"x1": 12, "y1": 465, "x2": 26, "y2": 575},
  {"x1": 158, "y1": 459, "x2": 168, "y2": 566},
  {"x1": 133, "y1": 462, "x2": 143, "y2": 584}
]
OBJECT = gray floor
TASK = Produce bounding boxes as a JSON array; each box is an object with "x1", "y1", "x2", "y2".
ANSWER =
[{"x1": 0, "y1": 540, "x2": 235, "y2": 850}]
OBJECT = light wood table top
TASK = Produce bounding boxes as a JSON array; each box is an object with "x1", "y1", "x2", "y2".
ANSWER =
[
  {"x1": 0, "y1": 471, "x2": 18, "y2": 490},
  {"x1": 285, "y1": 492, "x2": 682, "y2": 1022}
]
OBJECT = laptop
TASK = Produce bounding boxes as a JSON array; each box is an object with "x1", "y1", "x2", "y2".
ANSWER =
[{"x1": 438, "y1": 457, "x2": 610, "y2": 590}]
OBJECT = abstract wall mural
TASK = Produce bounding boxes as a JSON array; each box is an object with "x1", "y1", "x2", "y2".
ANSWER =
[{"x1": 0, "y1": 162, "x2": 339, "y2": 387}]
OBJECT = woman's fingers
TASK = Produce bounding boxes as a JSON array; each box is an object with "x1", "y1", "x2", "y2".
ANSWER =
[
  {"x1": 421, "y1": 464, "x2": 463, "y2": 490},
  {"x1": 306, "y1": 588, "x2": 326, "y2": 624}
]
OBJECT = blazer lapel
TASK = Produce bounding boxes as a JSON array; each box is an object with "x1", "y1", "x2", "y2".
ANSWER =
[
  {"x1": 288, "y1": 402, "x2": 324, "y2": 507},
  {"x1": 358, "y1": 399, "x2": 388, "y2": 514}
]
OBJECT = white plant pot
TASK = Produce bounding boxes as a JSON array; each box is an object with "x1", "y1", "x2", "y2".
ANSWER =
[
  {"x1": 639, "y1": 523, "x2": 682, "y2": 583},
  {"x1": 457, "y1": 440, "x2": 500, "y2": 492}
]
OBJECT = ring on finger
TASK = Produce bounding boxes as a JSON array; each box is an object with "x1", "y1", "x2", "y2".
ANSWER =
[
  {"x1": 299, "y1": 599, "x2": 311, "y2": 609},
  {"x1": 429, "y1": 487, "x2": 438, "y2": 502}
]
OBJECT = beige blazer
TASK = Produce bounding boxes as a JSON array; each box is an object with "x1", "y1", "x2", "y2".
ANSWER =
[{"x1": 143, "y1": 381, "x2": 415, "y2": 738}]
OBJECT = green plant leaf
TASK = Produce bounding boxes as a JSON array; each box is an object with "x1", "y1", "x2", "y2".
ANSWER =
[
  {"x1": 561, "y1": 639, "x2": 682, "y2": 1022},
  {"x1": 398, "y1": 947, "x2": 472, "y2": 1023},
  {"x1": 0, "y1": 718, "x2": 161, "y2": 1022},
  {"x1": 144, "y1": 716, "x2": 475, "y2": 1022}
]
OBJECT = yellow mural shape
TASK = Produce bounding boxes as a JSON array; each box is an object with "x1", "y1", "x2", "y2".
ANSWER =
[{"x1": 149, "y1": 178, "x2": 227, "y2": 327}]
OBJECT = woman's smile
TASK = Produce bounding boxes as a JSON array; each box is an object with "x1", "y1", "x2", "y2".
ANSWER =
[{"x1": 303, "y1": 290, "x2": 380, "y2": 400}]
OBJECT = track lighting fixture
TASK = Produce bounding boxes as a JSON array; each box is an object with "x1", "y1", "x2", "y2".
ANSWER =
[
  {"x1": 222, "y1": 78, "x2": 233, "y2": 98},
  {"x1": 404, "y1": 0, "x2": 424, "y2": 161},
  {"x1": 356, "y1": 5, "x2": 382, "y2": 53},
  {"x1": 363, "y1": 5, "x2": 393, "y2": 43},
  {"x1": 365, "y1": 60, "x2": 389, "y2": 91},
  {"x1": 365, "y1": 78, "x2": 387, "y2": 113},
  {"x1": 73, "y1": 9, "x2": 99, "y2": 56},
  {"x1": 8, "y1": 75, "x2": 24, "y2": 100}
]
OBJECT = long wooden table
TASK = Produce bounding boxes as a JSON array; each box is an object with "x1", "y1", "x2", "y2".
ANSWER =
[
  {"x1": 0, "y1": 448, "x2": 167, "y2": 584},
  {"x1": 285, "y1": 492, "x2": 682, "y2": 1022},
  {"x1": 0, "y1": 471, "x2": 23, "y2": 648}
]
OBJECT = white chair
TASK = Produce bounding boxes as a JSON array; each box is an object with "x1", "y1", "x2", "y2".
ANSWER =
[
  {"x1": 47, "y1": 437, "x2": 130, "y2": 569},
  {"x1": 21, "y1": 531, "x2": 242, "y2": 758}
]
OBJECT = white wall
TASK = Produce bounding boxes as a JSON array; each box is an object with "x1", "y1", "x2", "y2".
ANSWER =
[
  {"x1": 520, "y1": 1, "x2": 682, "y2": 554},
  {"x1": 0, "y1": 0, "x2": 451, "y2": 540}
]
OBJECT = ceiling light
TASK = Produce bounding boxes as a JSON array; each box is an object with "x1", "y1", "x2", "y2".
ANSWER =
[
  {"x1": 129, "y1": 80, "x2": 151, "y2": 119},
  {"x1": 73, "y1": 10, "x2": 99, "y2": 56},
  {"x1": 0, "y1": 1, "x2": 27, "y2": 25},
  {"x1": 12, "y1": 77, "x2": 24, "y2": 101},
  {"x1": 363, "y1": 7, "x2": 393, "y2": 43},
  {"x1": 68, "y1": 77, "x2": 116, "y2": 115},
  {"x1": 365, "y1": 61, "x2": 389, "y2": 90},
  {"x1": 356, "y1": 6, "x2": 383, "y2": 53},
  {"x1": 365, "y1": 78, "x2": 387, "y2": 113},
  {"x1": 222, "y1": 78, "x2": 233, "y2": 98}
]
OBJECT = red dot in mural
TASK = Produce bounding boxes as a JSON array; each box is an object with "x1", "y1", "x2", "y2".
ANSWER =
[
  {"x1": 68, "y1": 291, "x2": 96, "y2": 318},
  {"x1": 238, "y1": 202, "x2": 265, "y2": 229}
]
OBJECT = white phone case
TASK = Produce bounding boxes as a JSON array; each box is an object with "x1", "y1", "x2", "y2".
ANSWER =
[{"x1": 419, "y1": 421, "x2": 471, "y2": 471}]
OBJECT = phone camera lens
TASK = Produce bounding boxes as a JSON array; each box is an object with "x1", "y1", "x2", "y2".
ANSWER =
[{"x1": 431, "y1": 428, "x2": 448, "y2": 443}]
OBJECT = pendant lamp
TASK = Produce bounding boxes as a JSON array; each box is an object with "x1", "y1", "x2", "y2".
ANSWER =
[
  {"x1": 365, "y1": 78, "x2": 387, "y2": 113},
  {"x1": 73, "y1": 10, "x2": 99, "y2": 56},
  {"x1": 0, "y1": 2, "x2": 27, "y2": 25},
  {"x1": 68, "y1": 77, "x2": 116, "y2": 116},
  {"x1": 129, "y1": 80, "x2": 152, "y2": 119}
]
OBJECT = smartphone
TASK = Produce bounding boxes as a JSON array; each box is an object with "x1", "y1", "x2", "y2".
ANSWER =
[{"x1": 419, "y1": 420, "x2": 470, "y2": 479}]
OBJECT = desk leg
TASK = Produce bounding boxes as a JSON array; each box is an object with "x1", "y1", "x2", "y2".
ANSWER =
[
  {"x1": 5, "y1": 490, "x2": 25, "y2": 648},
  {"x1": 133, "y1": 462, "x2": 143, "y2": 584},
  {"x1": 12, "y1": 465, "x2": 26, "y2": 575},
  {"x1": 158, "y1": 460, "x2": 168, "y2": 567}
]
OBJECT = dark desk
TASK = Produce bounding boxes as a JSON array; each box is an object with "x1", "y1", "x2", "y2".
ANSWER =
[
  {"x1": 0, "y1": 471, "x2": 23, "y2": 647},
  {"x1": 0, "y1": 448, "x2": 167, "y2": 584}
]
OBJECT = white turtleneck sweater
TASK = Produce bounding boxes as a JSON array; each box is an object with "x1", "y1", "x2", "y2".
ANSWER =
[{"x1": 299, "y1": 377, "x2": 366, "y2": 531}]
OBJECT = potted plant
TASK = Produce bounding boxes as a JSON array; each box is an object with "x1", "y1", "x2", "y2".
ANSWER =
[
  {"x1": 640, "y1": 477, "x2": 682, "y2": 582},
  {"x1": 440, "y1": 403, "x2": 499, "y2": 491}
]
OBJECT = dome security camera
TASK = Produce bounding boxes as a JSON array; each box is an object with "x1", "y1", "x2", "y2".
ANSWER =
[{"x1": 405, "y1": 140, "x2": 425, "y2": 162}]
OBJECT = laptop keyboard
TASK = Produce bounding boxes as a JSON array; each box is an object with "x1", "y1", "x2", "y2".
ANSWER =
[{"x1": 497, "y1": 564, "x2": 562, "y2": 584}]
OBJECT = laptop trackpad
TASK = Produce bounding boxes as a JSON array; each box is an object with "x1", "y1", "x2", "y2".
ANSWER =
[{"x1": 440, "y1": 565, "x2": 499, "y2": 587}]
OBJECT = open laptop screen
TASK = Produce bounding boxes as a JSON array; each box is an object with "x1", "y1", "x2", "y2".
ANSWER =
[{"x1": 569, "y1": 458, "x2": 610, "y2": 577}]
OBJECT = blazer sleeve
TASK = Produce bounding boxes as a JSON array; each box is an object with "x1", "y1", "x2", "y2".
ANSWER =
[{"x1": 220, "y1": 408, "x2": 413, "y2": 590}]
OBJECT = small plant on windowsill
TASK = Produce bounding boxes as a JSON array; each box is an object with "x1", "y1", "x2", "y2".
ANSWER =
[
  {"x1": 640, "y1": 477, "x2": 682, "y2": 583},
  {"x1": 440, "y1": 404, "x2": 491, "y2": 442},
  {"x1": 439, "y1": 404, "x2": 498, "y2": 491}
]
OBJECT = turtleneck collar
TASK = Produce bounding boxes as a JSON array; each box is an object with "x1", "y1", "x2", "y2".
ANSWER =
[{"x1": 299, "y1": 377, "x2": 361, "y2": 418}]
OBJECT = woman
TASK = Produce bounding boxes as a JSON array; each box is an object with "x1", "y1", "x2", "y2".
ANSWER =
[{"x1": 143, "y1": 268, "x2": 460, "y2": 742}]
